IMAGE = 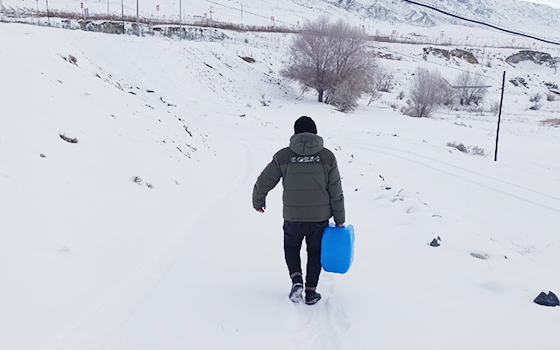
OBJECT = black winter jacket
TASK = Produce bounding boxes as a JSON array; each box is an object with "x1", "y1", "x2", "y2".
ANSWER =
[{"x1": 252, "y1": 132, "x2": 345, "y2": 224}]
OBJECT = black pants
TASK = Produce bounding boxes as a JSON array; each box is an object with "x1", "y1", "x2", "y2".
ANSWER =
[{"x1": 283, "y1": 220, "x2": 328, "y2": 288}]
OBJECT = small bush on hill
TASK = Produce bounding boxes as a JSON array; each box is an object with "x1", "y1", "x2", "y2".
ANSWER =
[
  {"x1": 447, "y1": 142, "x2": 487, "y2": 156},
  {"x1": 529, "y1": 93, "x2": 542, "y2": 103},
  {"x1": 455, "y1": 71, "x2": 487, "y2": 106},
  {"x1": 404, "y1": 67, "x2": 447, "y2": 118},
  {"x1": 529, "y1": 102, "x2": 542, "y2": 111},
  {"x1": 281, "y1": 16, "x2": 376, "y2": 112}
]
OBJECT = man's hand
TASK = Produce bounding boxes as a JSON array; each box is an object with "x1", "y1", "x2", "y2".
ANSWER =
[
  {"x1": 336, "y1": 223, "x2": 345, "y2": 227},
  {"x1": 255, "y1": 206, "x2": 266, "y2": 213}
]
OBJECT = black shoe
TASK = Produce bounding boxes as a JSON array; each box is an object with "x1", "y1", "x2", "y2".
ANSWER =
[
  {"x1": 305, "y1": 290, "x2": 321, "y2": 305},
  {"x1": 289, "y1": 283, "x2": 304, "y2": 303}
]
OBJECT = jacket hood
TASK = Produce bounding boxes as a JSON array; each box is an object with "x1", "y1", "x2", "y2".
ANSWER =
[{"x1": 289, "y1": 132, "x2": 324, "y2": 156}]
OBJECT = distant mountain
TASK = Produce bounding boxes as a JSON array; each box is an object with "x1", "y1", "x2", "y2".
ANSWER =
[{"x1": 321, "y1": 0, "x2": 560, "y2": 38}]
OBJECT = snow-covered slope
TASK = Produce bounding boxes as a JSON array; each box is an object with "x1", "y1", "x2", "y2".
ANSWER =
[
  {"x1": 326, "y1": 0, "x2": 560, "y2": 35},
  {"x1": 3, "y1": 0, "x2": 560, "y2": 40},
  {"x1": 1, "y1": 19, "x2": 560, "y2": 350}
]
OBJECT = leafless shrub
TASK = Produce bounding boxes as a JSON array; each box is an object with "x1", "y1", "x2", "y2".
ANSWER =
[
  {"x1": 510, "y1": 77, "x2": 528, "y2": 88},
  {"x1": 260, "y1": 94, "x2": 270, "y2": 106},
  {"x1": 281, "y1": 16, "x2": 375, "y2": 110},
  {"x1": 404, "y1": 67, "x2": 447, "y2": 118},
  {"x1": 453, "y1": 122, "x2": 470, "y2": 127},
  {"x1": 489, "y1": 100, "x2": 501, "y2": 114},
  {"x1": 471, "y1": 146, "x2": 487, "y2": 156},
  {"x1": 541, "y1": 118, "x2": 560, "y2": 127},
  {"x1": 455, "y1": 71, "x2": 487, "y2": 106},
  {"x1": 330, "y1": 78, "x2": 366, "y2": 112},
  {"x1": 367, "y1": 68, "x2": 393, "y2": 105},
  {"x1": 439, "y1": 81, "x2": 457, "y2": 106},
  {"x1": 59, "y1": 133, "x2": 78, "y2": 143},
  {"x1": 68, "y1": 54, "x2": 78, "y2": 65},
  {"x1": 447, "y1": 142, "x2": 468, "y2": 153},
  {"x1": 376, "y1": 70, "x2": 394, "y2": 92},
  {"x1": 529, "y1": 102, "x2": 542, "y2": 110},
  {"x1": 546, "y1": 92, "x2": 558, "y2": 101},
  {"x1": 367, "y1": 87, "x2": 381, "y2": 106},
  {"x1": 145, "y1": 182, "x2": 154, "y2": 189},
  {"x1": 397, "y1": 90, "x2": 405, "y2": 100},
  {"x1": 132, "y1": 176, "x2": 142, "y2": 184},
  {"x1": 447, "y1": 142, "x2": 487, "y2": 156},
  {"x1": 455, "y1": 105, "x2": 488, "y2": 115},
  {"x1": 529, "y1": 93, "x2": 542, "y2": 103}
]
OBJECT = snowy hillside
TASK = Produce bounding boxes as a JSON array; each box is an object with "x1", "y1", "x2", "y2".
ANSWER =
[
  {"x1": 3, "y1": 0, "x2": 560, "y2": 40},
  {"x1": 325, "y1": 0, "x2": 560, "y2": 37},
  {"x1": 1, "y1": 13, "x2": 560, "y2": 350}
]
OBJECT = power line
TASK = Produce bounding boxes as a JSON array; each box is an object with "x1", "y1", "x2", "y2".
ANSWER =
[
  {"x1": 401, "y1": 0, "x2": 560, "y2": 46},
  {"x1": 201, "y1": 0, "x2": 297, "y2": 28},
  {"x1": 372, "y1": 45, "x2": 504, "y2": 85}
]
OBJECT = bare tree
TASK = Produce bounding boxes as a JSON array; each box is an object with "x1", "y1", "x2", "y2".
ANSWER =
[
  {"x1": 281, "y1": 16, "x2": 335, "y2": 103},
  {"x1": 440, "y1": 79, "x2": 457, "y2": 106},
  {"x1": 455, "y1": 71, "x2": 487, "y2": 106},
  {"x1": 281, "y1": 16, "x2": 375, "y2": 109},
  {"x1": 329, "y1": 74, "x2": 369, "y2": 112},
  {"x1": 367, "y1": 67, "x2": 393, "y2": 106},
  {"x1": 404, "y1": 67, "x2": 446, "y2": 118}
]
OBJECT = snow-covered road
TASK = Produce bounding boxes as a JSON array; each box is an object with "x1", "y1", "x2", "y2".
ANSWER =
[{"x1": 2, "y1": 21, "x2": 560, "y2": 350}]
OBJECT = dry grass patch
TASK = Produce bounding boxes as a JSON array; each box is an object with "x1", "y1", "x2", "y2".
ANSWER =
[
  {"x1": 541, "y1": 118, "x2": 560, "y2": 127},
  {"x1": 59, "y1": 133, "x2": 78, "y2": 143},
  {"x1": 240, "y1": 56, "x2": 255, "y2": 63},
  {"x1": 447, "y1": 141, "x2": 487, "y2": 156}
]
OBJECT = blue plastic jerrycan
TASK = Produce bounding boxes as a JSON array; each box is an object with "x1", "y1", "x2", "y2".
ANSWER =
[{"x1": 320, "y1": 223, "x2": 355, "y2": 274}]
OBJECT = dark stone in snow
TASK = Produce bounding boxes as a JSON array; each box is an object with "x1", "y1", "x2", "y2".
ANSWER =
[
  {"x1": 534, "y1": 291, "x2": 559, "y2": 307},
  {"x1": 429, "y1": 238, "x2": 440, "y2": 247}
]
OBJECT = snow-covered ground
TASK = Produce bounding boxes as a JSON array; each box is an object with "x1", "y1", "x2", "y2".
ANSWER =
[
  {"x1": 3, "y1": 0, "x2": 560, "y2": 47},
  {"x1": 1, "y1": 19, "x2": 560, "y2": 350}
]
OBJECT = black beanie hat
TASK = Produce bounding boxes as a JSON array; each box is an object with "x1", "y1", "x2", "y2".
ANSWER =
[{"x1": 294, "y1": 116, "x2": 317, "y2": 134}]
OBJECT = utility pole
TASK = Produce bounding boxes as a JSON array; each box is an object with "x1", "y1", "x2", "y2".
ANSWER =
[
  {"x1": 494, "y1": 71, "x2": 506, "y2": 162},
  {"x1": 45, "y1": 0, "x2": 50, "y2": 24},
  {"x1": 136, "y1": 0, "x2": 140, "y2": 36},
  {"x1": 179, "y1": 0, "x2": 182, "y2": 35},
  {"x1": 107, "y1": 0, "x2": 109, "y2": 16},
  {"x1": 121, "y1": 0, "x2": 124, "y2": 34},
  {"x1": 555, "y1": 48, "x2": 560, "y2": 75},
  {"x1": 241, "y1": 4, "x2": 243, "y2": 25}
]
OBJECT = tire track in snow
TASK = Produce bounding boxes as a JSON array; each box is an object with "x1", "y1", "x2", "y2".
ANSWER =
[
  {"x1": 350, "y1": 142, "x2": 560, "y2": 214},
  {"x1": 46, "y1": 144, "x2": 251, "y2": 350}
]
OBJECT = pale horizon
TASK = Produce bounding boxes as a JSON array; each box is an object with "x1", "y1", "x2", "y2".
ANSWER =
[{"x1": 521, "y1": 0, "x2": 560, "y2": 9}]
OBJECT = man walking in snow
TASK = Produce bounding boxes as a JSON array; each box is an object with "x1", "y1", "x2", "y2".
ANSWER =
[{"x1": 252, "y1": 116, "x2": 345, "y2": 305}]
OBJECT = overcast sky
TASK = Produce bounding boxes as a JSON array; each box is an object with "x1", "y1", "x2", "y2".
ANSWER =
[{"x1": 522, "y1": 0, "x2": 560, "y2": 8}]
